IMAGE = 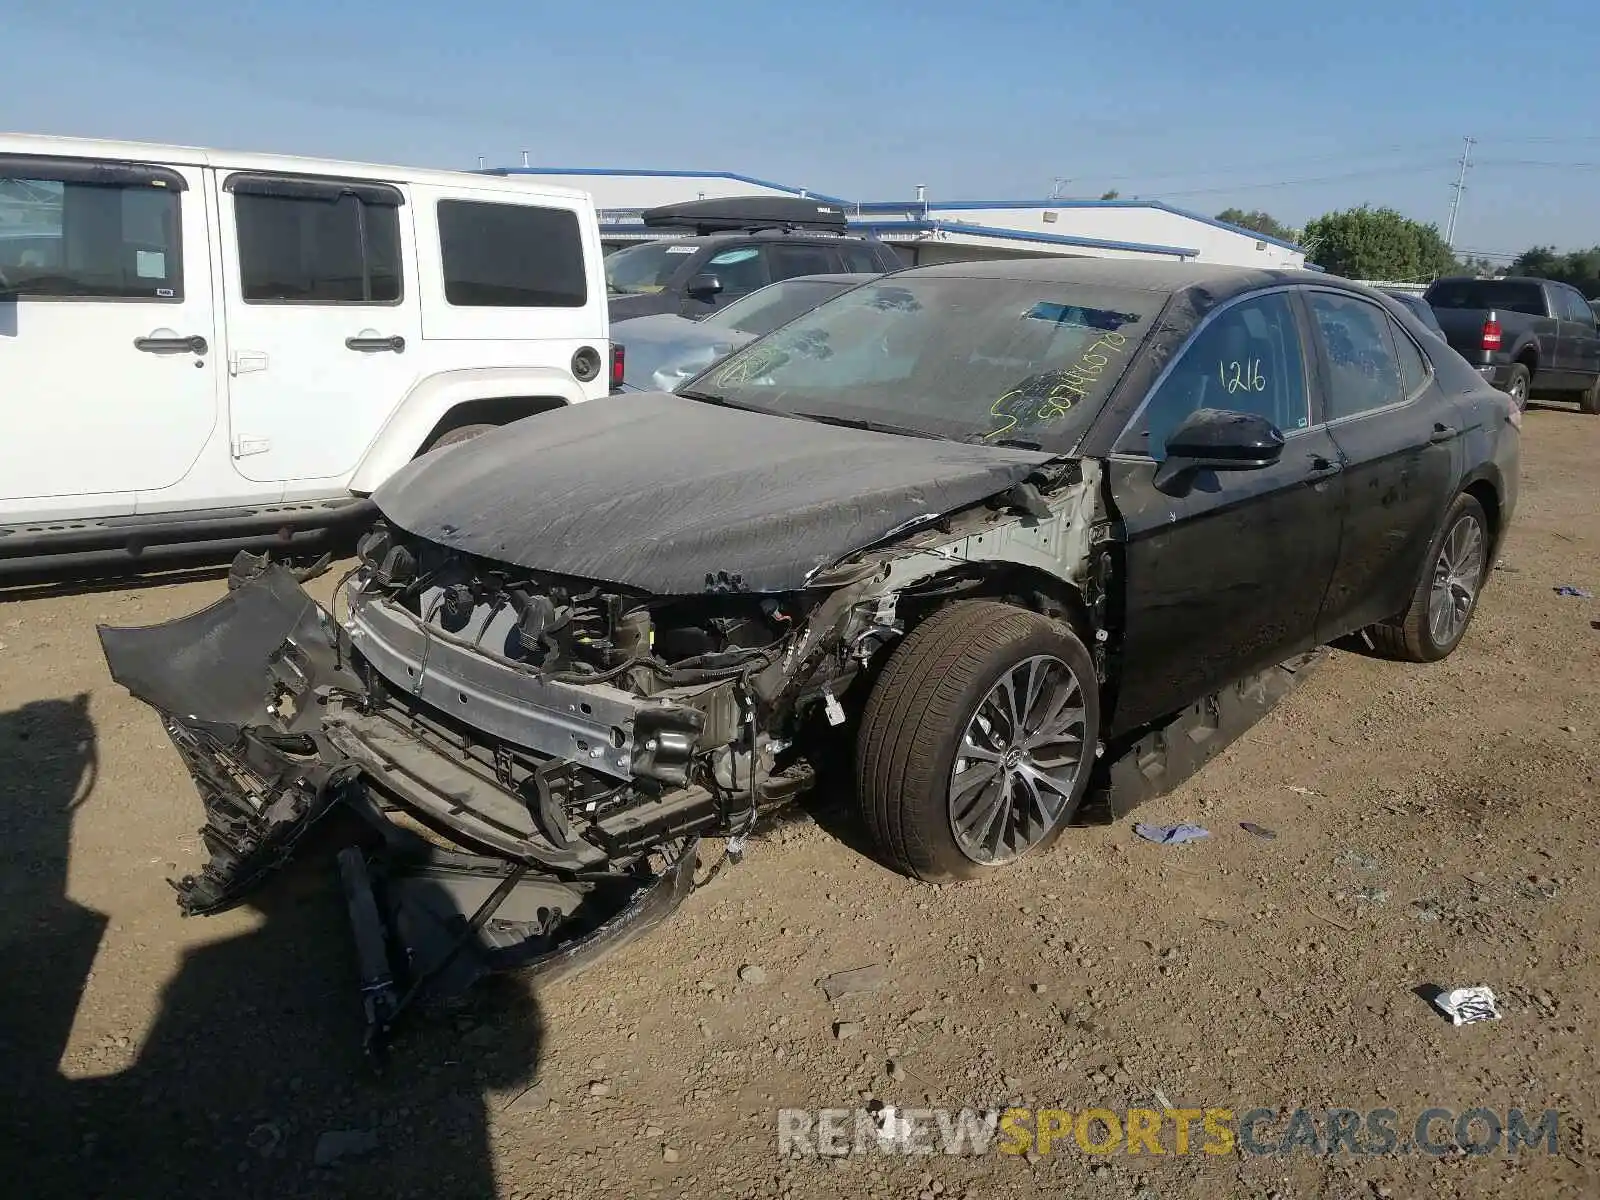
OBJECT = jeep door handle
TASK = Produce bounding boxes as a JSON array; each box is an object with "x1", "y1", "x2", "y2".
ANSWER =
[
  {"x1": 1429, "y1": 422, "x2": 1459, "y2": 444},
  {"x1": 1309, "y1": 454, "x2": 1343, "y2": 476},
  {"x1": 345, "y1": 335, "x2": 405, "y2": 353},
  {"x1": 135, "y1": 334, "x2": 207, "y2": 355}
]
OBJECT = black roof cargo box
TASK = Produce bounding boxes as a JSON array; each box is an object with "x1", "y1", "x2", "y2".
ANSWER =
[{"x1": 640, "y1": 196, "x2": 850, "y2": 235}]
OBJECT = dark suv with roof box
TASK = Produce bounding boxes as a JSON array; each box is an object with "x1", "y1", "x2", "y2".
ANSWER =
[{"x1": 604, "y1": 197, "x2": 904, "y2": 322}]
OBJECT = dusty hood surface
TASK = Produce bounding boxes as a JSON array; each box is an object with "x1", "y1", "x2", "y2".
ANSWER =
[{"x1": 373, "y1": 392, "x2": 1056, "y2": 594}]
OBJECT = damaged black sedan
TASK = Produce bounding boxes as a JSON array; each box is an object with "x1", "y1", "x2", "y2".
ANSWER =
[{"x1": 101, "y1": 260, "x2": 1519, "y2": 1042}]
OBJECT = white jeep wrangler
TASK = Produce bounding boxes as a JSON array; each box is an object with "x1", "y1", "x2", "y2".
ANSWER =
[{"x1": 0, "y1": 134, "x2": 612, "y2": 574}]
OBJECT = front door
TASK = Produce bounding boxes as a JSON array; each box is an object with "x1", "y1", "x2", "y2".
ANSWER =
[
  {"x1": 1105, "y1": 288, "x2": 1344, "y2": 734},
  {"x1": 0, "y1": 155, "x2": 215, "y2": 508},
  {"x1": 677, "y1": 243, "x2": 772, "y2": 318},
  {"x1": 218, "y1": 171, "x2": 421, "y2": 485},
  {"x1": 1305, "y1": 288, "x2": 1462, "y2": 636}
]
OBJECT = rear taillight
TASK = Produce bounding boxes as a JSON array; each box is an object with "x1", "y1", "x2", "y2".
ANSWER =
[
  {"x1": 610, "y1": 344, "x2": 626, "y2": 390},
  {"x1": 1481, "y1": 315, "x2": 1503, "y2": 352}
]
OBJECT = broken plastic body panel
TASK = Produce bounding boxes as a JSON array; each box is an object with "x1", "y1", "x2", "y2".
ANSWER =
[{"x1": 97, "y1": 566, "x2": 701, "y2": 1048}]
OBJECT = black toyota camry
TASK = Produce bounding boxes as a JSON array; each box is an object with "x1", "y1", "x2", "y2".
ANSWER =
[{"x1": 102, "y1": 259, "x2": 1519, "y2": 1043}]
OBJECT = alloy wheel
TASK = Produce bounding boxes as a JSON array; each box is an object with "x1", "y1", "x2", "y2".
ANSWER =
[
  {"x1": 1427, "y1": 512, "x2": 1485, "y2": 648},
  {"x1": 947, "y1": 654, "x2": 1089, "y2": 865}
]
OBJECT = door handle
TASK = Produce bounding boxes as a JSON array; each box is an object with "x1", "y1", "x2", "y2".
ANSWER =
[
  {"x1": 345, "y1": 335, "x2": 405, "y2": 353},
  {"x1": 1309, "y1": 454, "x2": 1343, "y2": 476},
  {"x1": 135, "y1": 334, "x2": 207, "y2": 355},
  {"x1": 1429, "y1": 422, "x2": 1459, "y2": 444}
]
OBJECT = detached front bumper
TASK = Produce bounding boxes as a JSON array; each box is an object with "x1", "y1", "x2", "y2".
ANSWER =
[{"x1": 98, "y1": 566, "x2": 700, "y2": 1047}]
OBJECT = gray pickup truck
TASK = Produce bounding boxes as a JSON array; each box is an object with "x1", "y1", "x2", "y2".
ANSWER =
[{"x1": 1423, "y1": 275, "x2": 1600, "y2": 413}]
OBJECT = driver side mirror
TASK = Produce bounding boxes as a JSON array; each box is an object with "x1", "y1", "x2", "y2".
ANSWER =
[
  {"x1": 685, "y1": 272, "x2": 724, "y2": 299},
  {"x1": 1152, "y1": 408, "x2": 1285, "y2": 493}
]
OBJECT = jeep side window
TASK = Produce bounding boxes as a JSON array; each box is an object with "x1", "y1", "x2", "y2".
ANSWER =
[
  {"x1": 437, "y1": 200, "x2": 587, "y2": 307},
  {"x1": 235, "y1": 191, "x2": 401, "y2": 304},
  {"x1": 0, "y1": 167, "x2": 182, "y2": 299}
]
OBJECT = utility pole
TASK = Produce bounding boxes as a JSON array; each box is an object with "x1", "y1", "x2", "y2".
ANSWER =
[{"x1": 1445, "y1": 136, "x2": 1475, "y2": 249}]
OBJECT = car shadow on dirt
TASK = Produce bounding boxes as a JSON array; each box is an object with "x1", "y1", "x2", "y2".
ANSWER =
[{"x1": 0, "y1": 696, "x2": 546, "y2": 1200}]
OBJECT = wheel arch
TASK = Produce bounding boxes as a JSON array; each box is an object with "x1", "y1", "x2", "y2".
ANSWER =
[{"x1": 348, "y1": 368, "x2": 586, "y2": 494}]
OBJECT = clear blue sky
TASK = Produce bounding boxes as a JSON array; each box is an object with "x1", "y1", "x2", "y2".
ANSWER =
[{"x1": 8, "y1": 0, "x2": 1599, "y2": 259}]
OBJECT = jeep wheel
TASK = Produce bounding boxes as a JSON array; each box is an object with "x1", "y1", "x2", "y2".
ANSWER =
[
  {"x1": 856, "y1": 600, "x2": 1100, "y2": 882},
  {"x1": 1503, "y1": 364, "x2": 1530, "y2": 411},
  {"x1": 421, "y1": 423, "x2": 498, "y2": 454},
  {"x1": 1369, "y1": 492, "x2": 1490, "y2": 663}
]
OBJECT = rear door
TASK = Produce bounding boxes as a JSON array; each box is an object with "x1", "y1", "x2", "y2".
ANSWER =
[
  {"x1": 0, "y1": 153, "x2": 216, "y2": 509},
  {"x1": 1553, "y1": 283, "x2": 1600, "y2": 386},
  {"x1": 1305, "y1": 288, "x2": 1460, "y2": 638},
  {"x1": 1104, "y1": 287, "x2": 1345, "y2": 734},
  {"x1": 767, "y1": 241, "x2": 840, "y2": 283},
  {"x1": 219, "y1": 171, "x2": 420, "y2": 484}
]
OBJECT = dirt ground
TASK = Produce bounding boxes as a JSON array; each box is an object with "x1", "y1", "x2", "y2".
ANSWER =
[{"x1": 2, "y1": 403, "x2": 1597, "y2": 1200}]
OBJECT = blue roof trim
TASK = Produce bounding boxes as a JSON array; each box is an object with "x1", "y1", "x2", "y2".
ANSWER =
[
  {"x1": 850, "y1": 198, "x2": 1303, "y2": 253},
  {"x1": 491, "y1": 166, "x2": 849, "y2": 205},
  {"x1": 851, "y1": 219, "x2": 1198, "y2": 258}
]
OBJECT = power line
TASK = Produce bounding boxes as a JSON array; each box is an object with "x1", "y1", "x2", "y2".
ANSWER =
[{"x1": 1143, "y1": 162, "x2": 1454, "y2": 199}]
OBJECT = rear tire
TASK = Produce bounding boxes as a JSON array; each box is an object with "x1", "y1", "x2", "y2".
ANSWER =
[
  {"x1": 1579, "y1": 374, "x2": 1600, "y2": 415},
  {"x1": 1503, "y1": 363, "x2": 1531, "y2": 411},
  {"x1": 1369, "y1": 492, "x2": 1490, "y2": 663},
  {"x1": 421, "y1": 423, "x2": 498, "y2": 454},
  {"x1": 855, "y1": 600, "x2": 1100, "y2": 883}
]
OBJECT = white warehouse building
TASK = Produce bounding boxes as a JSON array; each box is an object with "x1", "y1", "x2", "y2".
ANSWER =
[{"x1": 491, "y1": 166, "x2": 1306, "y2": 270}]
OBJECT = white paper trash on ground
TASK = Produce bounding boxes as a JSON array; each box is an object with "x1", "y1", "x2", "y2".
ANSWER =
[{"x1": 1434, "y1": 986, "x2": 1502, "y2": 1026}]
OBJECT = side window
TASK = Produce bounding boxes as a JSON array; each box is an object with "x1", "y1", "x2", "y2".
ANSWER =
[
  {"x1": 437, "y1": 200, "x2": 587, "y2": 307},
  {"x1": 770, "y1": 243, "x2": 836, "y2": 280},
  {"x1": 235, "y1": 189, "x2": 401, "y2": 304},
  {"x1": 1390, "y1": 318, "x2": 1432, "y2": 397},
  {"x1": 1559, "y1": 286, "x2": 1595, "y2": 325},
  {"x1": 1308, "y1": 292, "x2": 1404, "y2": 420},
  {"x1": 703, "y1": 246, "x2": 770, "y2": 294},
  {"x1": 0, "y1": 164, "x2": 182, "y2": 299},
  {"x1": 1117, "y1": 292, "x2": 1309, "y2": 460},
  {"x1": 839, "y1": 244, "x2": 882, "y2": 273}
]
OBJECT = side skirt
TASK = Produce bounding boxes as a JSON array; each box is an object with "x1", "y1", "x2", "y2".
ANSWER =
[{"x1": 1079, "y1": 649, "x2": 1329, "y2": 822}]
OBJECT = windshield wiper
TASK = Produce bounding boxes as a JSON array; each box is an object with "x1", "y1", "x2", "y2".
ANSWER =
[{"x1": 787, "y1": 411, "x2": 946, "y2": 441}]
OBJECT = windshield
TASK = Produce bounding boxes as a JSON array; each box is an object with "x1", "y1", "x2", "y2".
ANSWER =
[
  {"x1": 605, "y1": 242, "x2": 696, "y2": 294},
  {"x1": 704, "y1": 278, "x2": 855, "y2": 336},
  {"x1": 685, "y1": 276, "x2": 1158, "y2": 449}
]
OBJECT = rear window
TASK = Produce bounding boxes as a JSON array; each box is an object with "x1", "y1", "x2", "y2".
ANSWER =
[
  {"x1": 437, "y1": 200, "x2": 587, "y2": 308},
  {"x1": 1425, "y1": 279, "x2": 1547, "y2": 317}
]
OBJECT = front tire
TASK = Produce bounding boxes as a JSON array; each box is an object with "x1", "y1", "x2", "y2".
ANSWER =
[
  {"x1": 1369, "y1": 493, "x2": 1490, "y2": 663},
  {"x1": 856, "y1": 600, "x2": 1100, "y2": 882}
]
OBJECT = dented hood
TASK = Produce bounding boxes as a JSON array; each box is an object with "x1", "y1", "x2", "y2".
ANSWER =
[{"x1": 373, "y1": 392, "x2": 1056, "y2": 594}]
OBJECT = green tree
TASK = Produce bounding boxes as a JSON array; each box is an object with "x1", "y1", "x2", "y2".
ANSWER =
[
  {"x1": 1100, "y1": 189, "x2": 1121, "y2": 200},
  {"x1": 1511, "y1": 246, "x2": 1600, "y2": 297},
  {"x1": 1299, "y1": 206, "x2": 1458, "y2": 281},
  {"x1": 1215, "y1": 207, "x2": 1297, "y2": 243}
]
